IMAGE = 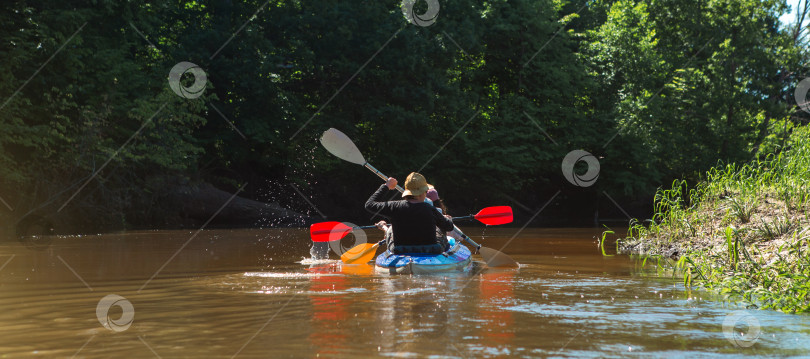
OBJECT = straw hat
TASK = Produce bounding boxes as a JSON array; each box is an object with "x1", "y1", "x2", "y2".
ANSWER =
[{"x1": 402, "y1": 172, "x2": 430, "y2": 197}]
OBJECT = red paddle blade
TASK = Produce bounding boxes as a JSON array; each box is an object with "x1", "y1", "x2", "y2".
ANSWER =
[
  {"x1": 474, "y1": 206, "x2": 513, "y2": 225},
  {"x1": 310, "y1": 221, "x2": 353, "y2": 242}
]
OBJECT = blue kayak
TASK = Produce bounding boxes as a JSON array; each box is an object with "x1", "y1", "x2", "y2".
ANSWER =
[{"x1": 375, "y1": 238, "x2": 473, "y2": 274}]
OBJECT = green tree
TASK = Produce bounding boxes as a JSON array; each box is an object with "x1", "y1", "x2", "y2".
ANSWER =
[
  {"x1": 0, "y1": 0, "x2": 207, "y2": 230},
  {"x1": 586, "y1": 0, "x2": 799, "y2": 195}
]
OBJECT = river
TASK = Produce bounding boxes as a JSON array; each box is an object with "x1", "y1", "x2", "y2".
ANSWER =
[{"x1": 0, "y1": 227, "x2": 808, "y2": 358}]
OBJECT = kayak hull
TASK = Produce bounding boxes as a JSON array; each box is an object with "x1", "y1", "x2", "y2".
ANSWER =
[{"x1": 374, "y1": 241, "x2": 472, "y2": 275}]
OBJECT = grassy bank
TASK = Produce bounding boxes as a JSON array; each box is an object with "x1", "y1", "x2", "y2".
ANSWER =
[{"x1": 617, "y1": 126, "x2": 810, "y2": 313}]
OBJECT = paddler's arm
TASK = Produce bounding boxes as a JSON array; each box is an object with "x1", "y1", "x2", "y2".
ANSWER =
[
  {"x1": 364, "y1": 178, "x2": 398, "y2": 216},
  {"x1": 433, "y1": 210, "x2": 454, "y2": 233}
]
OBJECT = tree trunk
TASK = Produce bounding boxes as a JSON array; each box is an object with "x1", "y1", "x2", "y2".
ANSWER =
[{"x1": 172, "y1": 183, "x2": 307, "y2": 227}]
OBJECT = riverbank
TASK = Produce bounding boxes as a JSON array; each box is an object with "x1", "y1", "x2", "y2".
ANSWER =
[{"x1": 617, "y1": 126, "x2": 810, "y2": 313}]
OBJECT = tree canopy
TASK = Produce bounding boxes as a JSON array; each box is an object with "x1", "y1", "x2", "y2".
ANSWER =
[{"x1": 0, "y1": 0, "x2": 807, "y2": 231}]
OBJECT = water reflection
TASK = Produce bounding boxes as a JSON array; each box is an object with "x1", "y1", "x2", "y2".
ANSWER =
[
  {"x1": 479, "y1": 270, "x2": 515, "y2": 355},
  {"x1": 306, "y1": 263, "x2": 350, "y2": 356},
  {"x1": 375, "y1": 274, "x2": 469, "y2": 356}
]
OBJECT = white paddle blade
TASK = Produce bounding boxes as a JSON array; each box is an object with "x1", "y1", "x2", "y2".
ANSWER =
[{"x1": 320, "y1": 128, "x2": 367, "y2": 165}]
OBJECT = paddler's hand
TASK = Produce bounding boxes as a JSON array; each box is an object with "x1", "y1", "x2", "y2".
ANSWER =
[
  {"x1": 386, "y1": 177, "x2": 397, "y2": 190},
  {"x1": 375, "y1": 220, "x2": 388, "y2": 230}
]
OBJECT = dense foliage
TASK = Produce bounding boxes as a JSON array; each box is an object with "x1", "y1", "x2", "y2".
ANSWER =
[{"x1": 0, "y1": 0, "x2": 807, "y2": 230}]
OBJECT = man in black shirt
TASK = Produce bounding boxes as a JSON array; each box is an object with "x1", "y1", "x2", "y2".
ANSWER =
[{"x1": 365, "y1": 172, "x2": 454, "y2": 254}]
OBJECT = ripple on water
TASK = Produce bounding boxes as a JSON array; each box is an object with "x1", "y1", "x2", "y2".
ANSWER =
[
  {"x1": 389, "y1": 287, "x2": 437, "y2": 296},
  {"x1": 242, "y1": 271, "x2": 339, "y2": 278},
  {"x1": 297, "y1": 258, "x2": 340, "y2": 265}
]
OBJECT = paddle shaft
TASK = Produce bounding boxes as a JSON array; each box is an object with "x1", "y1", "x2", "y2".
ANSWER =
[
  {"x1": 365, "y1": 214, "x2": 486, "y2": 226},
  {"x1": 361, "y1": 166, "x2": 482, "y2": 251},
  {"x1": 325, "y1": 213, "x2": 489, "y2": 240},
  {"x1": 318, "y1": 217, "x2": 474, "y2": 240},
  {"x1": 364, "y1": 162, "x2": 405, "y2": 192},
  {"x1": 452, "y1": 215, "x2": 474, "y2": 221}
]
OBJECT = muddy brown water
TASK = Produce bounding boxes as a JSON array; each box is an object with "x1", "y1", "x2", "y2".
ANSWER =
[{"x1": 0, "y1": 227, "x2": 808, "y2": 358}]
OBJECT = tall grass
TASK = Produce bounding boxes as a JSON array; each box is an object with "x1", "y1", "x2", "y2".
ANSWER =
[
  {"x1": 756, "y1": 216, "x2": 796, "y2": 241},
  {"x1": 620, "y1": 126, "x2": 810, "y2": 313}
]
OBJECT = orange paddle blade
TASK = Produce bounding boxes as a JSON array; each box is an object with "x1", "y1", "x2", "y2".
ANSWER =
[
  {"x1": 340, "y1": 243, "x2": 379, "y2": 264},
  {"x1": 474, "y1": 206, "x2": 513, "y2": 225},
  {"x1": 310, "y1": 221, "x2": 353, "y2": 242}
]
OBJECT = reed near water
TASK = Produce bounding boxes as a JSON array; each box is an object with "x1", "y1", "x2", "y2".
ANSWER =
[{"x1": 617, "y1": 126, "x2": 810, "y2": 313}]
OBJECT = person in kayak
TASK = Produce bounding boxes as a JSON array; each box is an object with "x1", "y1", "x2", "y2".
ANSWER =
[
  {"x1": 426, "y1": 186, "x2": 447, "y2": 214},
  {"x1": 375, "y1": 184, "x2": 462, "y2": 251},
  {"x1": 366, "y1": 172, "x2": 454, "y2": 254},
  {"x1": 426, "y1": 186, "x2": 463, "y2": 250},
  {"x1": 375, "y1": 185, "x2": 443, "y2": 227}
]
